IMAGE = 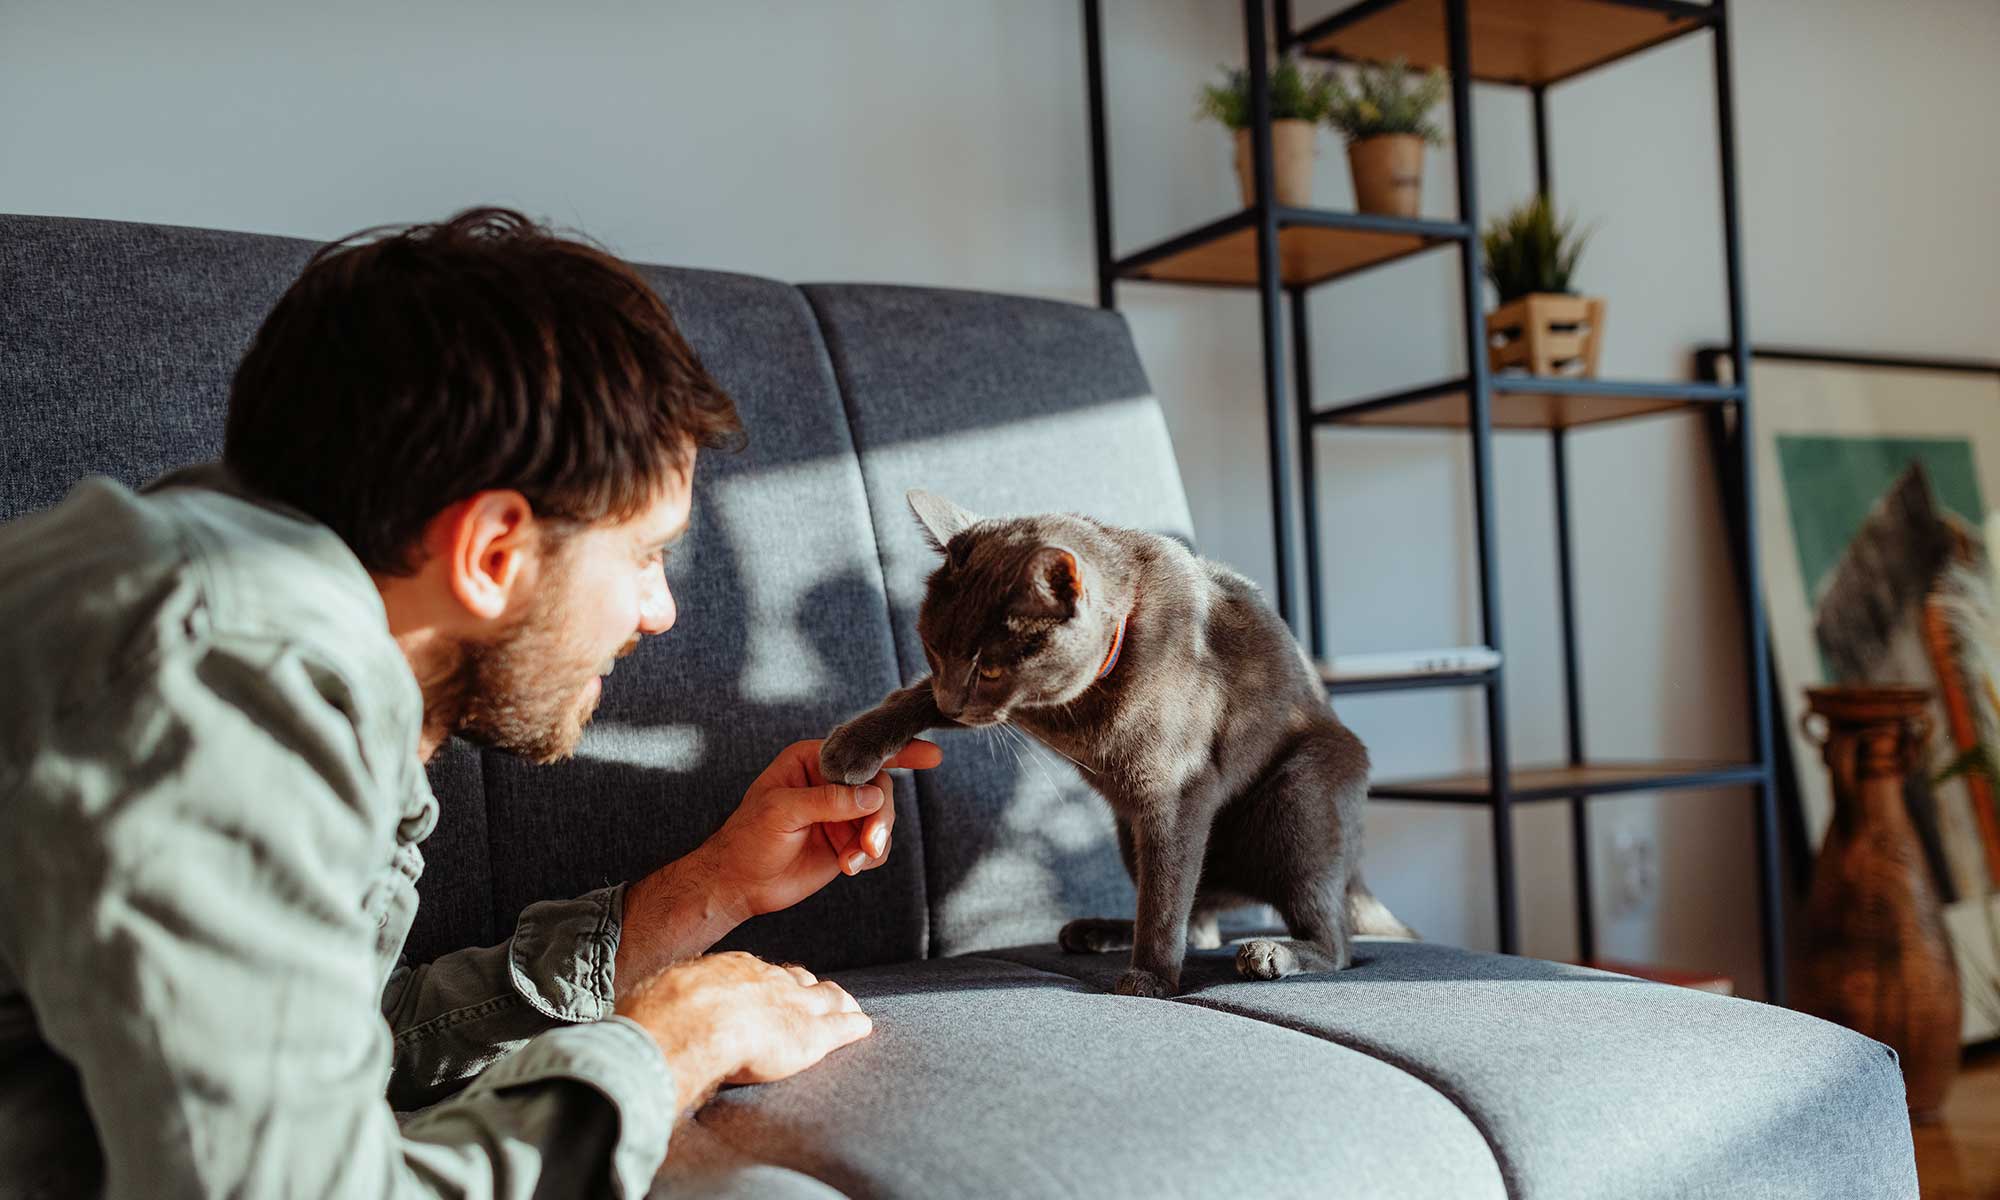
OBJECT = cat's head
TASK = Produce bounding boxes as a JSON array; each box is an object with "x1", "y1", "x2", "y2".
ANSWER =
[{"x1": 905, "y1": 489, "x2": 1123, "y2": 726}]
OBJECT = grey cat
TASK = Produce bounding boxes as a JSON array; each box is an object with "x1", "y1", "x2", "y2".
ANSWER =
[{"x1": 821, "y1": 489, "x2": 1415, "y2": 998}]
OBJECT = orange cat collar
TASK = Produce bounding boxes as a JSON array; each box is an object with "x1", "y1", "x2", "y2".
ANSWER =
[{"x1": 1095, "y1": 615, "x2": 1128, "y2": 682}]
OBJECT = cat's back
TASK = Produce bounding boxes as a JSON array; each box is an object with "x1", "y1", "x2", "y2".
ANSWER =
[{"x1": 1113, "y1": 533, "x2": 1317, "y2": 695}]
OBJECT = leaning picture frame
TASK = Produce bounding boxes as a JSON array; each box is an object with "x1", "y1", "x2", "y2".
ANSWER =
[{"x1": 1702, "y1": 346, "x2": 2000, "y2": 1043}]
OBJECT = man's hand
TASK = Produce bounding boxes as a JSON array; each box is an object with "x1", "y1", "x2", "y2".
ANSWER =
[
  {"x1": 705, "y1": 738, "x2": 942, "y2": 917},
  {"x1": 616, "y1": 951, "x2": 870, "y2": 1115},
  {"x1": 615, "y1": 738, "x2": 942, "y2": 983}
]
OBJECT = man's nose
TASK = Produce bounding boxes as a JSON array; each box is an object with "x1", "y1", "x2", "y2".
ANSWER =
[{"x1": 639, "y1": 570, "x2": 677, "y2": 635}]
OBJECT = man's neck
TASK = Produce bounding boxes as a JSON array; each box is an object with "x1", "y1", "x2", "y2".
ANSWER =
[{"x1": 376, "y1": 573, "x2": 459, "y2": 764}]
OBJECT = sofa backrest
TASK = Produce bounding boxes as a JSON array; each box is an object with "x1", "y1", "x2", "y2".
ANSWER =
[{"x1": 0, "y1": 214, "x2": 1195, "y2": 971}]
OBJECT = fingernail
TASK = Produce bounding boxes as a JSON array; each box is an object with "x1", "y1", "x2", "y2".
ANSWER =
[
  {"x1": 845, "y1": 851, "x2": 868, "y2": 874},
  {"x1": 868, "y1": 827, "x2": 887, "y2": 857},
  {"x1": 857, "y1": 785, "x2": 884, "y2": 811}
]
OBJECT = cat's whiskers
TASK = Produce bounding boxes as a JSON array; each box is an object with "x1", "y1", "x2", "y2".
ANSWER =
[
  {"x1": 1001, "y1": 720, "x2": 1070, "y2": 800},
  {"x1": 1018, "y1": 720, "x2": 1097, "y2": 777}
]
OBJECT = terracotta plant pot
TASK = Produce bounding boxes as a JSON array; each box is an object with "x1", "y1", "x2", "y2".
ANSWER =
[
  {"x1": 1485, "y1": 293, "x2": 1606, "y2": 378},
  {"x1": 1346, "y1": 133, "x2": 1424, "y2": 217},
  {"x1": 1793, "y1": 684, "x2": 1961, "y2": 1122},
  {"x1": 1233, "y1": 119, "x2": 1317, "y2": 208}
]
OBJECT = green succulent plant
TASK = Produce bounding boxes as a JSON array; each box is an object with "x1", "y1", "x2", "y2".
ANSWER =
[
  {"x1": 1195, "y1": 57, "x2": 1334, "y2": 129},
  {"x1": 1325, "y1": 59, "x2": 1448, "y2": 145},
  {"x1": 1482, "y1": 194, "x2": 1592, "y2": 304}
]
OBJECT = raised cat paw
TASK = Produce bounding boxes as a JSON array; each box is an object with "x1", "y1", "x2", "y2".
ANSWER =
[
  {"x1": 1113, "y1": 968, "x2": 1175, "y2": 999},
  {"x1": 819, "y1": 727, "x2": 889, "y2": 786},
  {"x1": 1059, "y1": 918, "x2": 1134, "y2": 954},
  {"x1": 1235, "y1": 939, "x2": 1301, "y2": 980}
]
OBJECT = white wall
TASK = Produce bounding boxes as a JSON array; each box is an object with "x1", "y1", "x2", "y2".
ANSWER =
[{"x1": 6, "y1": 0, "x2": 1995, "y2": 997}]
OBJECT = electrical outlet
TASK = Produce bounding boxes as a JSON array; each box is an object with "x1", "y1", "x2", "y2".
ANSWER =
[{"x1": 1609, "y1": 830, "x2": 1659, "y2": 918}]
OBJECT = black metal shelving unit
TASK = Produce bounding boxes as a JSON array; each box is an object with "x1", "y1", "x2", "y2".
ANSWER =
[{"x1": 1082, "y1": 0, "x2": 1782, "y2": 1002}]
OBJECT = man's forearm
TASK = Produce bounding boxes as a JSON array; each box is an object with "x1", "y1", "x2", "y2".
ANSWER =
[{"x1": 614, "y1": 848, "x2": 745, "y2": 991}]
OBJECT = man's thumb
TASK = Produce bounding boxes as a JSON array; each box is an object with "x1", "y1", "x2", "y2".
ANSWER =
[{"x1": 786, "y1": 783, "x2": 884, "y2": 826}]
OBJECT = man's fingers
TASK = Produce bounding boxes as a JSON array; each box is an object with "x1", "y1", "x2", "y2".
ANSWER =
[
  {"x1": 883, "y1": 740, "x2": 943, "y2": 771},
  {"x1": 823, "y1": 1009, "x2": 872, "y2": 1047},
  {"x1": 782, "y1": 964, "x2": 817, "y2": 987},
  {"x1": 808, "y1": 980, "x2": 861, "y2": 1014},
  {"x1": 859, "y1": 783, "x2": 895, "y2": 859}
]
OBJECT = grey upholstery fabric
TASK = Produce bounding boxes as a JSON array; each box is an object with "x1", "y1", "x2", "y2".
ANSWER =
[
  {"x1": 3, "y1": 212, "x2": 1917, "y2": 1198},
  {"x1": 800, "y1": 284, "x2": 1195, "y2": 958},
  {"x1": 983, "y1": 940, "x2": 1920, "y2": 1200},
  {"x1": 693, "y1": 954, "x2": 1506, "y2": 1199}
]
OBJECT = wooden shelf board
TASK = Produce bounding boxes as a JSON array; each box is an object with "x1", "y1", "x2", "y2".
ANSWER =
[
  {"x1": 1303, "y1": 0, "x2": 1711, "y2": 88},
  {"x1": 1325, "y1": 385, "x2": 1699, "y2": 430},
  {"x1": 1371, "y1": 759, "x2": 1765, "y2": 803},
  {"x1": 1124, "y1": 222, "x2": 1445, "y2": 289}
]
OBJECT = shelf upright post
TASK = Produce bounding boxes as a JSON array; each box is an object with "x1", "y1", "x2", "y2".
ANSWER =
[
  {"x1": 1273, "y1": 0, "x2": 1322, "y2": 659},
  {"x1": 1083, "y1": 0, "x2": 1115, "y2": 311},
  {"x1": 1293, "y1": 286, "x2": 1326, "y2": 659},
  {"x1": 1553, "y1": 429, "x2": 1595, "y2": 962},
  {"x1": 1712, "y1": 0, "x2": 1784, "y2": 1005},
  {"x1": 1244, "y1": 0, "x2": 1302, "y2": 639},
  {"x1": 1445, "y1": 0, "x2": 1520, "y2": 954},
  {"x1": 1535, "y1": 80, "x2": 1594, "y2": 962},
  {"x1": 1532, "y1": 85, "x2": 1552, "y2": 202}
]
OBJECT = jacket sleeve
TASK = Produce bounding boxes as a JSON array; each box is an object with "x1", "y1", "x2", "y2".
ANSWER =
[
  {"x1": 0, "y1": 636, "x2": 674, "y2": 1199},
  {"x1": 382, "y1": 883, "x2": 632, "y2": 1112}
]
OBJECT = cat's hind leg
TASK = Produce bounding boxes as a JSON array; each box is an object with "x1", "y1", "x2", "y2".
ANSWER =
[
  {"x1": 1058, "y1": 918, "x2": 1134, "y2": 953},
  {"x1": 1058, "y1": 905, "x2": 1223, "y2": 954},
  {"x1": 1236, "y1": 879, "x2": 1351, "y2": 979}
]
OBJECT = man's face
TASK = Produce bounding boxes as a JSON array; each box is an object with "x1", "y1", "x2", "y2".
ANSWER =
[{"x1": 452, "y1": 464, "x2": 693, "y2": 764}]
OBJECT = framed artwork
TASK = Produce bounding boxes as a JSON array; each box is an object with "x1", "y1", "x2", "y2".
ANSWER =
[{"x1": 1706, "y1": 347, "x2": 2000, "y2": 1042}]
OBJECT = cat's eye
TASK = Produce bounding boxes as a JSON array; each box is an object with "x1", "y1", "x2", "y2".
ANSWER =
[{"x1": 978, "y1": 664, "x2": 1004, "y2": 681}]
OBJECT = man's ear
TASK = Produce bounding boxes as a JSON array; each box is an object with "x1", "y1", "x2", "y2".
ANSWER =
[
  {"x1": 432, "y1": 490, "x2": 539, "y2": 623},
  {"x1": 1013, "y1": 546, "x2": 1082, "y2": 620},
  {"x1": 907, "y1": 489, "x2": 980, "y2": 554}
]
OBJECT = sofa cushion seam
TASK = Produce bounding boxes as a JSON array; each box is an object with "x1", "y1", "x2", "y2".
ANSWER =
[{"x1": 797, "y1": 284, "x2": 935, "y2": 964}]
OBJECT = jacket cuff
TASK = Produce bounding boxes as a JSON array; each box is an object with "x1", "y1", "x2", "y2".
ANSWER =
[
  {"x1": 507, "y1": 882, "x2": 626, "y2": 1023},
  {"x1": 471, "y1": 1016, "x2": 673, "y2": 1199}
]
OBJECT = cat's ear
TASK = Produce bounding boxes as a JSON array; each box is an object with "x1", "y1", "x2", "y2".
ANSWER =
[
  {"x1": 1013, "y1": 546, "x2": 1082, "y2": 620},
  {"x1": 907, "y1": 489, "x2": 980, "y2": 553}
]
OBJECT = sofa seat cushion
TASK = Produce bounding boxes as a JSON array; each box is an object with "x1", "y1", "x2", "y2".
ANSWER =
[
  {"x1": 981, "y1": 940, "x2": 1919, "y2": 1199},
  {"x1": 679, "y1": 954, "x2": 1505, "y2": 1199}
]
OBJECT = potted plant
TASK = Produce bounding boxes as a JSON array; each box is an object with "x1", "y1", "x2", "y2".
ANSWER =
[
  {"x1": 1196, "y1": 57, "x2": 1333, "y2": 209},
  {"x1": 1324, "y1": 59, "x2": 1447, "y2": 217},
  {"x1": 1481, "y1": 194, "x2": 1604, "y2": 378}
]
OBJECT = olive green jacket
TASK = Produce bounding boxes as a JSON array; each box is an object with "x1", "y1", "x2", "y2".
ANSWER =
[{"x1": 0, "y1": 468, "x2": 673, "y2": 1199}]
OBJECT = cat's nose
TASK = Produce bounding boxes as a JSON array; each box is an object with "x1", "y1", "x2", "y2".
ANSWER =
[{"x1": 932, "y1": 681, "x2": 964, "y2": 720}]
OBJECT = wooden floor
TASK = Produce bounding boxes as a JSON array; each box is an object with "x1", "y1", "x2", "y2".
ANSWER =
[{"x1": 1917, "y1": 1046, "x2": 2000, "y2": 1198}]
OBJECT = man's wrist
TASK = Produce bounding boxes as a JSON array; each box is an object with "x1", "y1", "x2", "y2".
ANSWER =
[{"x1": 615, "y1": 848, "x2": 749, "y2": 989}]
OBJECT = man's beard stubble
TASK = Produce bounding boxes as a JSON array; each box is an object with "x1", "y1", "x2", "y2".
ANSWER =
[{"x1": 423, "y1": 572, "x2": 631, "y2": 766}]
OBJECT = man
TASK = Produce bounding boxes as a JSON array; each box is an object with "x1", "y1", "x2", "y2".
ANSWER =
[{"x1": 0, "y1": 208, "x2": 939, "y2": 1197}]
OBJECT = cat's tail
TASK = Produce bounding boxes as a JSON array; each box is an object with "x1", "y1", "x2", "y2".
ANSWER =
[{"x1": 1347, "y1": 871, "x2": 1421, "y2": 940}]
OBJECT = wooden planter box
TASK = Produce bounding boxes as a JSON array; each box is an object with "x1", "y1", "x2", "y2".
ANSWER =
[
  {"x1": 1233, "y1": 120, "x2": 1318, "y2": 209},
  {"x1": 1485, "y1": 293, "x2": 1606, "y2": 377}
]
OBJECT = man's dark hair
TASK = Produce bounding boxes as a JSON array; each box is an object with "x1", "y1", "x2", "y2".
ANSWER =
[{"x1": 225, "y1": 206, "x2": 742, "y2": 575}]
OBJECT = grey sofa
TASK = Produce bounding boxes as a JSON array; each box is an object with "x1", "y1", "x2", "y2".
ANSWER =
[{"x1": 1, "y1": 213, "x2": 1918, "y2": 1198}]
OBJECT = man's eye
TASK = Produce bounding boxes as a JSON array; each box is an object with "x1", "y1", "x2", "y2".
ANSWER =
[{"x1": 978, "y1": 664, "x2": 1004, "y2": 681}]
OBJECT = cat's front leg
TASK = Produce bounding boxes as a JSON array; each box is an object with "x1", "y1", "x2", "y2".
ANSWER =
[
  {"x1": 821, "y1": 680, "x2": 950, "y2": 785},
  {"x1": 1116, "y1": 796, "x2": 1219, "y2": 998}
]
